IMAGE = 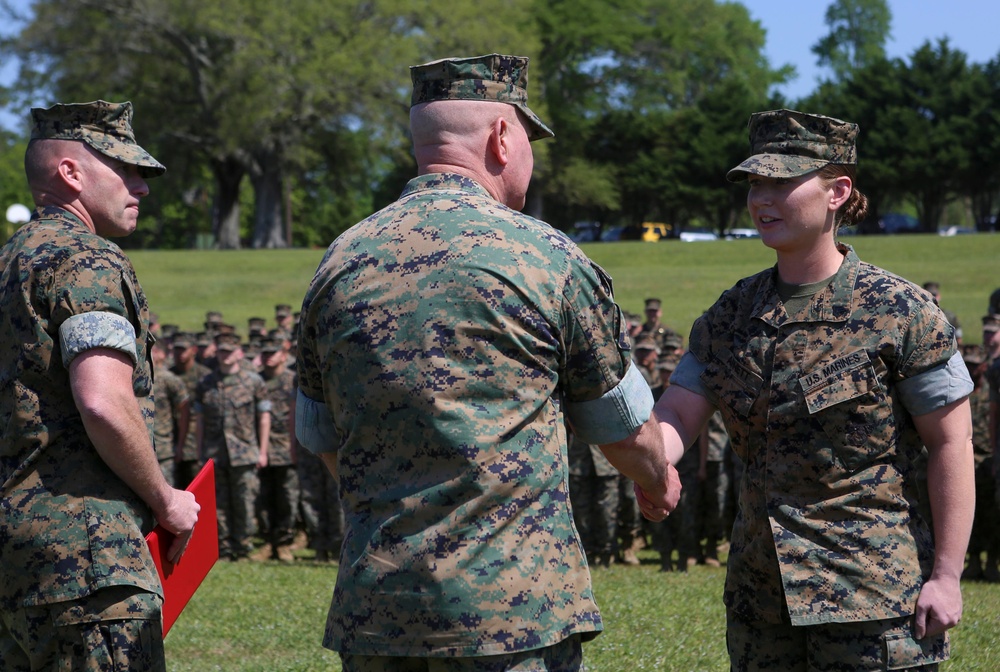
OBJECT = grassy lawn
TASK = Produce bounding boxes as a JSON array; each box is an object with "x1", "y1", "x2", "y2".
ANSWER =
[
  {"x1": 164, "y1": 551, "x2": 1000, "y2": 671},
  {"x1": 129, "y1": 233, "x2": 1000, "y2": 346},
  {"x1": 136, "y1": 233, "x2": 1000, "y2": 669}
]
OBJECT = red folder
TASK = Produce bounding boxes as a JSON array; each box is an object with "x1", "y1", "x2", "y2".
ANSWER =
[{"x1": 145, "y1": 459, "x2": 219, "y2": 636}]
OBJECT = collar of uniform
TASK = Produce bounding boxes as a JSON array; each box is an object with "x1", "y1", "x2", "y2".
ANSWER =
[
  {"x1": 751, "y1": 243, "x2": 860, "y2": 327},
  {"x1": 32, "y1": 205, "x2": 93, "y2": 233},
  {"x1": 401, "y1": 172, "x2": 494, "y2": 202}
]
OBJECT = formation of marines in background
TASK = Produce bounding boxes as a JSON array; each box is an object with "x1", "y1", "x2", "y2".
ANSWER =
[{"x1": 151, "y1": 304, "x2": 342, "y2": 565}]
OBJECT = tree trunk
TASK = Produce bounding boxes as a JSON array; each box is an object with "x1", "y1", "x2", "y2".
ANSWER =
[
  {"x1": 917, "y1": 191, "x2": 948, "y2": 234},
  {"x1": 249, "y1": 150, "x2": 287, "y2": 249},
  {"x1": 211, "y1": 156, "x2": 246, "y2": 249}
]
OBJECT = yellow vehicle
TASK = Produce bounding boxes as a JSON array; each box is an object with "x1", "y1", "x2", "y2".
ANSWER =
[{"x1": 641, "y1": 222, "x2": 671, "y2": 241}]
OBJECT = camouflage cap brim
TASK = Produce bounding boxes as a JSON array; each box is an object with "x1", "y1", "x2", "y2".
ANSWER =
[
  {"x1": 30, "y1": 100, "x2": 165, "y2": 178},
  {"x1": 101, "y1": 141, "x2": 165, "y2": 179},
  {"x1": 515, "y1": 104, "x2": 555, "y2": 142},
  {"x1": 726, "y1": 154, "x2": 830, "y2": 182}
]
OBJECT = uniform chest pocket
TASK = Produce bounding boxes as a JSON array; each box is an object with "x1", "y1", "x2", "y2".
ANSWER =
[
  {"x1": 702, "y1": 351, "x2": 762, "y2": 463},
  {"x1": 226, "y1": 385, "x2": 255, "y2": 410},
  {"x1": 800, "y1": 350, "x2": 889, "y2": 472}
]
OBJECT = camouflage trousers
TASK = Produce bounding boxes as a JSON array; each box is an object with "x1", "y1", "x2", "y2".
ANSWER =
[
  {"x1": 257, "y1": 464, "x2": 300, "y2": 547},
  {"x1": 968, "y1": 461, "x2": 998, "y2": 555},
  {"x1": 0, "y1": 585, "x2": 164, "y2": 672},
  {"x1": 568, "y1": 472, "x2": 618, "y2": 557},
  {"x1": 340, "y1": 633, "x2": 584, "y2": 672},
  {"x1": 216, "y1": 463, "x2": 260, "y2": 559},
  {"x1": 616, "y1": 473, "x2": 641, "y2": 550},
  {"x1": 727, "y1": 613, "x2": 948, "y2": 671},
  {"x1": 296, "y1": 449, "x2": 343, "y2": 555}
]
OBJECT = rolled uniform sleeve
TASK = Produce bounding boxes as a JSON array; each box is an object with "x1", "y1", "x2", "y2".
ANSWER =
[
  {"x1": 897, "y1": 351, "x2": 973, "y2": 416},
  {"x1": 667, "y1": 351, "x2": 709, "y2": 397},
  {"x1": 59, "y1": 311, "x2": 138, "y2": 366},
  {"x1": 295, "y1": 390, "x2": 339, "y2": 454},
  {"x1": 560, "y1": 256, "x2": 649, "y2": 444}
]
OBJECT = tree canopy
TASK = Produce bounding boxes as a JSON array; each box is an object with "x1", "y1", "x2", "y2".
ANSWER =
[{"x1": 1, "y1": 0, "x2": 998, "y2": 246}]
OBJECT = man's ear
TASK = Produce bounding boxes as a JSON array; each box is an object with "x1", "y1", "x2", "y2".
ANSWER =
[
  {"x1": 56, "y1": 157, "x2": 85, "y2": 195},
  {"x1": 488, "y1": 116, "x2": 510, "y2": 167}
]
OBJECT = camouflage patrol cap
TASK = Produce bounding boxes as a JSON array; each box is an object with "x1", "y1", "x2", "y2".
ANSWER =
[
  {"x1": 268, "y1": 328, "x2": 291, "y2": 341},
  {"x1": 656, "y1": 357, "x2": 678, "y2": 372},
  {"x1": 215, "y1": 332, "x2": 242, "y2": 350},
  {"x1": 983, "y1": 314, "x2": 1000, "y2": 333},
  {"x1": 30, "y1": 100, "x2": 165, "y2": 178},
  {"x1": 248, "y1": 317, "x2": 267, "y2": 335},
  {"x1": 259, "y1": 337, "x2": 282, "y2": 353},
  {"x1": 275, "y1": 303, "x2": 292, "y2": 317},
  {"x1": 644, "y1": 298, "x2": 662, "y2": 311},
  {"x1": 172, "y1": 332, "x2": 195, "y2": 349},
  {"x1": 410, "y1": 53, "x2": 554, "y2": 142},
  {"x1": 727, "y1": 109, "x2": 858, "y2": 182},
  {"x1": 633, "y1": 335, "x2": 660, "y2": 354},
  {"x1": 662, "y1": 332, "x2": 684, "y2": 351}
]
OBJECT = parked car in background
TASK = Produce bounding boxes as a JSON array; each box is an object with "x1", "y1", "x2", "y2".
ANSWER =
[
  {"x1": 876, "y1": 213, "x2": 921, "y2": 234},
  {"x1": 641, "y1": 222, "x2": 671, "y2": 241},
  {"x1": 938, "y1": 225, "x2": 976, "y2": 236},
  {"x1": 679, "y1": 231, "x2": 719, "y2": 242},
  {"x1": 568, "y1": 221, "x2": 601, "y2": 243},
  {"x1": 600, "y1": 226, "x2": 629, "y2": 241},
  {"x1": 724, "y1": 228, "x2": 759, "y2": 240}
]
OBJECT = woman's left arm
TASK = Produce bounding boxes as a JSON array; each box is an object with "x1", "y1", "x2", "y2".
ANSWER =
[{"x1": 912, "y1": 397, "x2": 975, "y2": 638}]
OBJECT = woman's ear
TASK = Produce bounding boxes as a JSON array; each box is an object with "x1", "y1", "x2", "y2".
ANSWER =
[{"x1": 829, "y1": 175, "x2": 853, "y2": 210}]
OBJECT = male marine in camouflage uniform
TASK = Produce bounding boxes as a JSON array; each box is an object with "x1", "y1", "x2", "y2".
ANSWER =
[
  {"x1": 170, "y1": 332, "x2": 211, "y2": 488},
  {"x1": 295, "y1": 54, "x2": 678, "y2": 671},
  {"x1": 639, "y1": 297, "x2": 682, "y2": 355},
  {"x1": 982, "y1": 315, "x2": 1000, "y2": 548},
  {"x1": 961, "y1": 345, "x2": 999, "y2": 580},
  {"x1": 255, "y1": 337, "x2": 300, "y2": 562},
  {"x1": 195, "y1": 332, "x2": 271, "y2": 560},
  {"x1": 0, "y1": 101, "x2": 199, "y2": 671},
  {"x1": 151, "y1": 339, "x2": 190, "y2": 487}
]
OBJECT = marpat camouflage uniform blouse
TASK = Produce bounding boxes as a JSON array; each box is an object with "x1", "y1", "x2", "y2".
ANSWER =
[
  {"x1": 672, "y1": 244, "x2": 972, "y2": 626},
  {"x1": 0, "y1": 207, "x2": 160, "y2": 612},
  {"x1": 296, "y1": 173, "x2": 651, "y2": 656}
]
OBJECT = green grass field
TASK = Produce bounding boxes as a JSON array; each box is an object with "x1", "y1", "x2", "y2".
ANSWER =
[
  {"x1": 136, "y1": 233, "x2": 1000, "y2": 670},
  {"x1": 130, "y1": 233, "x2": 999, "y2": 346},
  {"x1": 163, "y1": 550, "x2": 1000, "y2": 671}
]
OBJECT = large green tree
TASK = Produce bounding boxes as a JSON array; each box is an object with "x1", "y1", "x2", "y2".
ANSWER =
[
  {"x1": 536, "y1": 0, "x2": 785, "y2": 233},
  {"x1": 1, "y1": 0, "x2": 539, "y2": 248},
  {"x1": 0, "y1": 131, "x2": 32, "y2": 243},
  {"x1": 807, "y1": 40, "x2": 989, "y2": 233},
  {"x1": 812, "y1": 0, "x2": 891, "y2": 82}
]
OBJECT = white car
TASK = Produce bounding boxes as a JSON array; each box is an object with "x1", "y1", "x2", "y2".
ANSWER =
[{"x1": 679, "y1": 231, "x2": 719, "y2": 242}]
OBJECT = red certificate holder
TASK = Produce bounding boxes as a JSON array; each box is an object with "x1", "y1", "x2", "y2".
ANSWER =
[{"x1": 145, "y1": 459, "x2": 220, "y2": 636}]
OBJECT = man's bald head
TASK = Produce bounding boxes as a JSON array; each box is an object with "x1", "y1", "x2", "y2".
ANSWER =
[
  {"x1": 411, "y1": 100, "x2": 517, "y2": 155},
  {"x1": 410, "y1": 100, "x2": 533, "y2": 210}
]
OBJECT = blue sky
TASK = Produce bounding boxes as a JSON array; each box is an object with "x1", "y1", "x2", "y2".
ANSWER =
[
  {"x1": 3, "y1": 1, "x2": 999, "y2": 129},
  {"x1": 749, "y1": 0, "x2": 1000, "y2": 100}
]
